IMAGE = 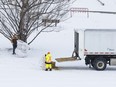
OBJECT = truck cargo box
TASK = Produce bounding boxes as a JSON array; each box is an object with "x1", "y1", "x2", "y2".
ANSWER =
[
  {"x1": 74, "y1": 29, "x2": 116, "y2": 58},
  {"x1": 84, "y1": 29, "x2": 116, "y2": 55}
]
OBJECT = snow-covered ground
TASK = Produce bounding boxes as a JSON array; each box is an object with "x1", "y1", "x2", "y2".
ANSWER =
[
  {"x1": 1, "y1": 0, "x2": 116, "y2": 87},
  {"x1": 1, "y1": 29, "x2": 116, "y2": 87}
]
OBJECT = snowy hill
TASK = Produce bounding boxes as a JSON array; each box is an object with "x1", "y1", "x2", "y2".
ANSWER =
[{"x1": 0, "y1": 0, "x2": 116, "y2": 87}]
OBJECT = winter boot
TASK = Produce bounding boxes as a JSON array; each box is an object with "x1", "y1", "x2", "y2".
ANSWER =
[{"x1": 45, "y1": 69, "x2": 48, "y2": 71}]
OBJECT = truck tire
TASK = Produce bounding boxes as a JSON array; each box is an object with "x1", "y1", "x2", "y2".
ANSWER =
[{"x1": 93, "y1": 57, "x2": 107, "y2": 70}]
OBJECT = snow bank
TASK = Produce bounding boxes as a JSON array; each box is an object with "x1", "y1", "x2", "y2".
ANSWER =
[{"x1": 15, "y1": 40, "x2": 29, "y2": 58}]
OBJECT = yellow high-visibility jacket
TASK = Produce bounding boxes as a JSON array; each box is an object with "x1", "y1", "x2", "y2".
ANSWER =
[{"x1": 45, "y1": 54, "x2": 52, "y2": 63}]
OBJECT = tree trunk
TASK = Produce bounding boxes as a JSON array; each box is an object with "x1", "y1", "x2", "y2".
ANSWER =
[{"x1": 19, "y1": 33, "x2": 27, "y2": 42}]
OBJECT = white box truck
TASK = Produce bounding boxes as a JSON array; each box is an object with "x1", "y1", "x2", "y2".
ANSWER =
[{"x1": 74, "y1": 29, "x2": 116, "y2": 70}]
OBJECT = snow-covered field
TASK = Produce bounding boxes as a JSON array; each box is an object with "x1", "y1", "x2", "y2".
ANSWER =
[
  {"x1": 1, "y1": 29, "x2": 116, "y2": 87},
  {"x1": 1, "y1": 0, "x2": 116, "y2": 87}
]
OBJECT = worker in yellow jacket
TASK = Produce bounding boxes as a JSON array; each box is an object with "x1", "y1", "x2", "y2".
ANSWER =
[{"x1": 45, "y1": 52, "x2": 52, "y2": 71}]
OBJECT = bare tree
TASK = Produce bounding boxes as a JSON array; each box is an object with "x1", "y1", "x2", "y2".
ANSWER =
[
  {"x1": 0, "y1": 0, "x2": 75, "y2": 44},
  {"x1": 97, "y1": 0, "x2": 105, "y2": 6}
]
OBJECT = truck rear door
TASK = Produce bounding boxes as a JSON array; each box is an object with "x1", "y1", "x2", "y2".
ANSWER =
[{"x1": 74, "y1": 31, "x2": 79, "y2": 52}]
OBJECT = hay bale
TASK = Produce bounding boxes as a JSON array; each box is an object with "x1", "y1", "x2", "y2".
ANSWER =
[
  {"x1": 52, "y1": 61, "x2": 59, "y2": 70},
  {"x1": 52, "y1": 61, "x2": 56, "y2": 68}
]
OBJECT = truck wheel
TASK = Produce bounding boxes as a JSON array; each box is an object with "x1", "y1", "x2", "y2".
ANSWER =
[{"x1": 93, "y1": 58, "x2": 107, "y2": 70}]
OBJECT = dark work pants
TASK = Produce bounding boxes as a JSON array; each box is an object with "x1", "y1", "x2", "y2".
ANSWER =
[{"x1": 13, "y1": 44, "x2": 17, "y2": 54}]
